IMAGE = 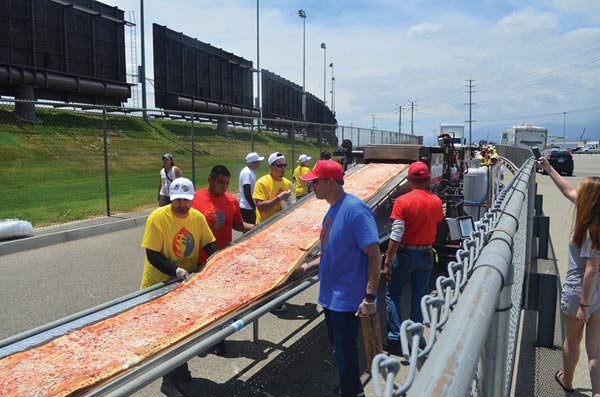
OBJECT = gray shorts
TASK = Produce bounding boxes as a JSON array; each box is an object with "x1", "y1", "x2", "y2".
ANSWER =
[{"x1": 560, "y1": 280, "x2": 600, "y2": 318}]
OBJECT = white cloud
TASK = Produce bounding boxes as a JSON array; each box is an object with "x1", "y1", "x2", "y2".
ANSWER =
[
  {"x1": 551, "y1": 0, "x2": 600, "y2": 24},
  {"x1": 107, "y1": 1, "x2": 600, "y2": 142},
  {"x1": 493, "y1": 6, "x2": 558, "y2": 39},
  {"x1": 406, "y1": 22, "x2": 443, "y2": 38}
]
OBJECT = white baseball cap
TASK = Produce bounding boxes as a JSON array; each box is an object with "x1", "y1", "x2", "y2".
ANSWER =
[
  {"x1": 245, "y1": 152, "x2": 264, "y2": 163},
  {"x1": 169, "y1": 177, "x2": 195, "y2": 200},
  {"x1": 268, "y1": 152, "x2": 286, "y2": 165},
  {"x1": 298, "y1": 154, "x2": 311, "y2": 163}
]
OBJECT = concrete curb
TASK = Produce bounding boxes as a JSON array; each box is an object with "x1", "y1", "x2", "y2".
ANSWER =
[{"x1": 0, "y1": 214, "x2": 149, "y2": 257}]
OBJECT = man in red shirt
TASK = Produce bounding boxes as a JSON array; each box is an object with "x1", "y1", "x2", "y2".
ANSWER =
[
  {"x1": 382, "y1": 161, "x2": 445, "y2": 355},
  {"x1": 192, "y1": 165, "x2": 253, "y2": 355}
]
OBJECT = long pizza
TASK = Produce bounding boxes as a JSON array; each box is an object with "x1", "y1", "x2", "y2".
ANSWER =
[{"x1": 0, "y1": 163, "x2": 407, "y2": 397}]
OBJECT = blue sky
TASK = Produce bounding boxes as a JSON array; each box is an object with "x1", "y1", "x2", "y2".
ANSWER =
[{"x1": 109, "y1": 0, "x2": 600, "y2": 144}]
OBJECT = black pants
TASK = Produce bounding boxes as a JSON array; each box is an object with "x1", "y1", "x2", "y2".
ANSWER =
[{"x1": 240, "y1": 208, "x2": 256, "y2": 224}]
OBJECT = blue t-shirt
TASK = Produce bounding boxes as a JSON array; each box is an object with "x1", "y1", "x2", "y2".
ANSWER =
[{"x1": 318, "y1": 194, "x2": 379, "y2": 312}]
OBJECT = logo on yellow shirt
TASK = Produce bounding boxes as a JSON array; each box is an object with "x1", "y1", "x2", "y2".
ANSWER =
[{"x1": 172, "y1": 227, "x2": 195, "y2": 258}]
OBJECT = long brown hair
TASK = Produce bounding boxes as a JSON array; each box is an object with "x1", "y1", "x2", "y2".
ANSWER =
[{"x1": 573, "y1": 176, "x2": 600, "y2": 250}]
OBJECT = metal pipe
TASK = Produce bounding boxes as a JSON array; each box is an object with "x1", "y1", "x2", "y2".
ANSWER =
[
  {"x1": 140, "y1": 0, "x2": 148, "y2": 121},
  {"x1": 0, "y1": 281, "x2": 176, "y2": 351},
  {"x1": 102, "y1": 107, "x2": 110, "y2": 217}
]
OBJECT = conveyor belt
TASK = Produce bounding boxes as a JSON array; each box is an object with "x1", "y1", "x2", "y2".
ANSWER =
[{"x1": 0, "y1": 163, "x2": 409, "y2": 397}]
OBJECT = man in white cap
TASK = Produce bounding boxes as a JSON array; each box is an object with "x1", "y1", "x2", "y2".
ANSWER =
[
  {"x1": 239, "y1": 152, "x2": 264, "y2": 224},
  {"x1": 253, "y1": 152, "x2": 293, "y2": 224},
  {"x1": 293, "y1": 154, "x2": 312, "y2": 199},
  {"x1": 140, "y1": 177, "x2": 218, "y2": 397}
]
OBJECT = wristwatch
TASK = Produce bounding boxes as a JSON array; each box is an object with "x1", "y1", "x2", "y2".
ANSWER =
[{"x1": 365, "y1": 293, "x2": 376, "y2": 301}]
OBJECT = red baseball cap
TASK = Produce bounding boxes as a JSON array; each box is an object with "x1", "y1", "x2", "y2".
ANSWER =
[
  {"x1": 300, "y1": 160, "x2": 344, "y2": 181},
  {"x1": 408, "y1": 161, "x2": 430, "y2": 180}
]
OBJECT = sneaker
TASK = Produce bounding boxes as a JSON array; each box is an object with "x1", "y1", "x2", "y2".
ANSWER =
[
  {"x1": 213, "y1": 340, "x2": 226, "y2": 356},
  {"x1": 271, "y1": 303, "x2": 287, "y2": 313},
  {"x1": 160, "y1": 380, "x2": 185, "y2": 397}
]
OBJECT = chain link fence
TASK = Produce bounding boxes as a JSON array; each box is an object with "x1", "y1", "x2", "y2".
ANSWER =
[
  {"x1": 372, "y1": 157, "x2": 535, "y2": 397},
  {"x1": 1, "y1": 99, "x2": 417, "y2": 227}
]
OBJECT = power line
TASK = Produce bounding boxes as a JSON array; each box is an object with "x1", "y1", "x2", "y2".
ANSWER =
[{"x1": 476, "y1": 106, "x2": 600, "y2": 123}]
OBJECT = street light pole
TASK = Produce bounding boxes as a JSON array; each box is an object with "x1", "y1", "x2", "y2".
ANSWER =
[
  {"x1": 255, "y1": 0, "x2": 261, "y2": 148},
  {"x1": 320, "y1": 42, "x2": 326, "y2": 123},
  {"x1": 298, "y1": 10, "x2": 307, "y2": 124},
  {"x1": 329, "y1": 62, "x2": 334, "y2": 116},
  {"x1": 139, "y1": 0, "x2": 147, "y2": 121}
]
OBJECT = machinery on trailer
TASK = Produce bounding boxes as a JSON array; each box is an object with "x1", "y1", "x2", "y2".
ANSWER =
[{"x1": 340, "y1": 142, "x2": 503, "y2": 266}]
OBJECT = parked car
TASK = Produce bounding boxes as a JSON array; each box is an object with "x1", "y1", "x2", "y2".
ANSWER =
[{"x1": 540, "y1": 149, "x2": 574, "y2": 176}]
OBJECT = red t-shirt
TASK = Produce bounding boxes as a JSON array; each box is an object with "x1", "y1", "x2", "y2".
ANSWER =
[
  {"x1": 192, "y1": 188, "x2": 243, "y2": 262},
  {"x1": 390, "y1": 189, "x2": 444, "y2": 245}
]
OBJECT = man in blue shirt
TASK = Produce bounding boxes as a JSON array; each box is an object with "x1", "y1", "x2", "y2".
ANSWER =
[{"x1": 301, "y1": 160, "x2": 381, "y2": 397}]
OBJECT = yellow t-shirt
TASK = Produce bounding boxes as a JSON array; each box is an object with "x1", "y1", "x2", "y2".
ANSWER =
[
  {"x1": 140, "y1": 205, "x2": 215, "y2": 289},
  {"x1": 253, "y1": 174, "x2": 293, "y2": 224},
  {"x1": 293, "y1": 165, "x2": 311, "y2": 197}
]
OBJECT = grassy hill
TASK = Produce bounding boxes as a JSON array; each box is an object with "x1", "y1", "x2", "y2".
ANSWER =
[{"x1": 0, "y1": 107, "x2": 332, "y2": 226}]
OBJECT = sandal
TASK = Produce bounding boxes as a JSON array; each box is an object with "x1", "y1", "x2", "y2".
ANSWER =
[{"x1": 554, "y1": 370, "x2": 575, "y2": 393}]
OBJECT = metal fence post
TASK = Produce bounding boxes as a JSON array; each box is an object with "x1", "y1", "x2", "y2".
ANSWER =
[
  {"x1": 319, "y1": 126, "x2": 323, "y2": 154},
  {"x1": 537, "y1": 216, "x2": 550, "y2": 259},
  {"x1": 523, "y1": 176, "x2": 537, "y2": 310},
  {"x1": 191, "y1": 115, "x2": 196, "y2": 187},
  {"x1": 534, "y1": 194, "x2": 543, "y2": 217},
  {"x1": 102, "y1": 106, "x2": 110, "y2": 217},
  {"x1": 482, "y1": 283, "x2": 512, "y2": 397},
  {"x1": 536, "y1": 273, "x2": 557, "y2": 348}
]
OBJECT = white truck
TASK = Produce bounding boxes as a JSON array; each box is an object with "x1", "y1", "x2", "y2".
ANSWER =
[
  {"x1": 440, "y1": 124, "x2": 465, "y2": 147},
  {"x1": 501, "y1": 123, "x2": 547, "y2": 149}
]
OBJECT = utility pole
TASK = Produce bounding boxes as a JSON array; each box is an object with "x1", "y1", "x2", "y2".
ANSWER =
[
  {"x1": 562, "y1": 112, "x2": 567, "y2": 144},
  {"x1": 408, "y1": 100, "x2": 416, "y2": 135},
  {"x1": 371, "y1": 114, "x2": 376, "y2": 144},
  {"x1": 465, "y1": 79, "x2": 476, "y2": 147},
  {"x1": 396, "y1": 104, "x2": 402, "y2": 134}
]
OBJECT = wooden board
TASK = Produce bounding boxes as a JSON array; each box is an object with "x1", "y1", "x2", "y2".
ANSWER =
[{"x1": 361, "y1": 314, "x2": 383, "y2": 373}]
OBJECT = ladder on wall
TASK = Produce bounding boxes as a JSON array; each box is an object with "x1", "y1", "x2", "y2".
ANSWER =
[{"x1": 128, "y1": 10, "x2": 140, "y2": 109}]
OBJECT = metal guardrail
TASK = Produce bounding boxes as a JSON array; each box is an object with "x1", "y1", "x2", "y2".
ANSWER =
[{"x1": 372, "y1": 158, "x2": 535, "y2": 397}]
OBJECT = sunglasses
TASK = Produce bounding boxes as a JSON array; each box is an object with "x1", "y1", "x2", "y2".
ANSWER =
[{"x1": 273, "y1": 163, "x2": 287, "y2": 168}]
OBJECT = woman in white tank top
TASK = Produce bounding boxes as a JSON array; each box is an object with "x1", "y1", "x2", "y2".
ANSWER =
[{"x1": 157, "y1": 153, "x2": 183, "y2": 206}]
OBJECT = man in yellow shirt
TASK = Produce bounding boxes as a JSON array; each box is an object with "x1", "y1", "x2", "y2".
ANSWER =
[
  {"x1": 252, "y1": 152, "x2": 293, "y2": 312},
  {"x1": 253, "y1": 152, "x2": 293, "y2": 224},
  {"x1": 140, "y1": 177, "x2": 217, "y2": 397},
  {"x1": 293, "y1": 154, "x2": 312, "y2": 199}
]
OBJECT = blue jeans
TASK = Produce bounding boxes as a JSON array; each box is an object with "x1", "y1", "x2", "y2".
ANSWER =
[
  {"x1": 385, "y1": 248, "x2": 433, "y2": 341},
  {"x1": 323, "y1": 308, "x2": 363, "y2": 397}
]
